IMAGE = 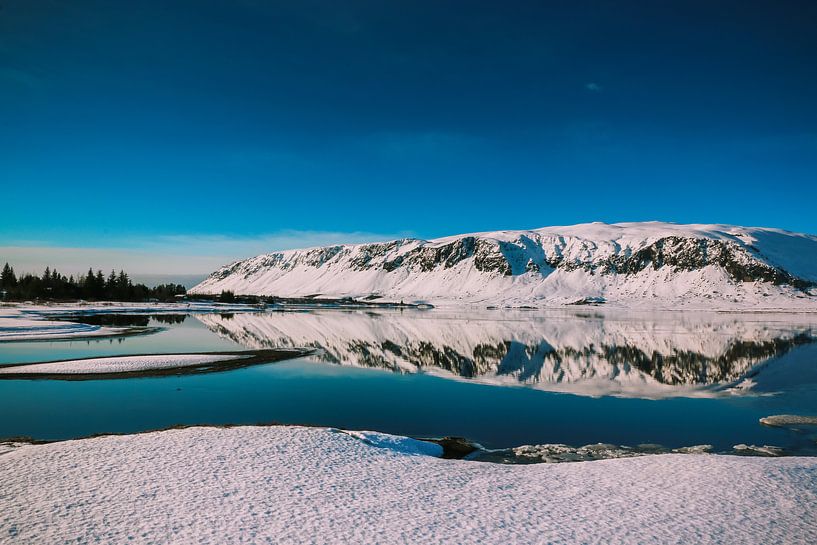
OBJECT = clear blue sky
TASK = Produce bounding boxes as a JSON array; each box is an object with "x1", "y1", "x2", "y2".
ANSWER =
[{"x1": 1, "y1": 1, "x2": 815, "y2": 277}]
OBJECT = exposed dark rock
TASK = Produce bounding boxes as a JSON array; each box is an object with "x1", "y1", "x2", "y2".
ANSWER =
[
  {"x1": 203, "y1": 233, "x2": 815, "y2": 292},
  {"x1": 422, "y1": 437, "x2": 480, "y2": 459}
]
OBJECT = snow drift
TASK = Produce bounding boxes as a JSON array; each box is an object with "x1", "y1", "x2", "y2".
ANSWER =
[{"x1": 2, "y1": 425, "x2": 816, "y2": 544}]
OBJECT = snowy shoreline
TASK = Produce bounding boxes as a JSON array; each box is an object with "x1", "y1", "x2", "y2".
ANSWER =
[
  {"x1": 2, "y1": 425, "x2": 816, "y2": 544},
  {"x1": 0, "y1": 302, "x2": 263, "y2": 342},
  {"x1": 0, "y1": 349, "x2": 310, "y2": 380},
  {"x1": 0, "y1": 313, "x2": 141, "y2": 342},
  {"x1": 0, "y1": 353, "x2": 246, "y2": 375}
]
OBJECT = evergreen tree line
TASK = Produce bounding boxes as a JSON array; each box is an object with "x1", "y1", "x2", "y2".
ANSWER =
[{"x1": 0, "y1": 263, "x2": 186, "y2": 302}]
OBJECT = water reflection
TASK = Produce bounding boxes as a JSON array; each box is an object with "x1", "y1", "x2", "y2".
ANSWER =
[
  {"x1": 196, "y1": 310, "x2": 817, "y2": 398},
  {"x1": 56, "y1": 313, "x2": 188, "y2": 327}
]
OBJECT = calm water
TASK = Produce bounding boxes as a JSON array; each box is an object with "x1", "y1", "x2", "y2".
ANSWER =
[{"x1": 1, "y1": 309, "x2": 816, "y2": 452}]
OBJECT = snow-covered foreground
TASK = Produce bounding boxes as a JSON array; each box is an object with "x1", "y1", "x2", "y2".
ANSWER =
[
  {"x1": 0, "y1": 354, "x2": 245, "y2": 375},
  {"x1": 2, "y1": 426, "x2": 816, "y2": 544}
]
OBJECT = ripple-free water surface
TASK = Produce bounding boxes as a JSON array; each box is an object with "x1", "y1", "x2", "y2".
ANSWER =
[{"x1": 1, "y1": 309, "x2": 816, "y2": 452}]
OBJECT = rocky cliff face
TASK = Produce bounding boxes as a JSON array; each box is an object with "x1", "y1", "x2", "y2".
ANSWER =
[{"x1": 190, "y1": 222, "x2": 817, "y2": 308}]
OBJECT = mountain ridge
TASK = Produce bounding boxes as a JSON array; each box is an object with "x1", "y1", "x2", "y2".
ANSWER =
[{"x1": 189, "y1": 222, "x2": 817, "y2": 309}]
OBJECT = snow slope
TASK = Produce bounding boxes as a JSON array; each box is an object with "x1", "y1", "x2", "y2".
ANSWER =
[
  {"x1": 189, "y1": 222, "x2": 817, "y2": 308},
  {"x1": 2, "y1": 425, "x2": 816, "y2": 544}
]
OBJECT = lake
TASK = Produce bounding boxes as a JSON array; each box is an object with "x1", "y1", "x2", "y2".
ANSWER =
[{"x1": 1, "y1": 308, "x2": 816, "y2": 453}]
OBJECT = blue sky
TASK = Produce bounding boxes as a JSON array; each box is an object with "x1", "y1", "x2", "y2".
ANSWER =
[{"x1": 1, "y1": 0, "x2": 815, "y2": 280}]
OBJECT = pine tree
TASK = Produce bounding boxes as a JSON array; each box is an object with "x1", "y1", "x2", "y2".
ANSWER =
[
  {"x1": 0, "y1": 263, "x2": 17, "y2": 289},
  {"x1": 95, "y1": 270, "x2": 106, "y2": 299},
  {"x1": 0, "y1": 262, "x2": 185, "y2": 302}
]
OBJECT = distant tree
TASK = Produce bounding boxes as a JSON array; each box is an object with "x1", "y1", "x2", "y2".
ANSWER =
[
  {"x1": 0, "y1": 262, "x2": 186, "y2": 302},
  {"x1": 219, "y1": 290, "x2": 236, "y2": 303},
  {"x1": 0, "y1": 263, "x2": 16, "y2": 289},
  {"x1": 115, "y1": 270, "x2": 131, "y2": 300},
  {"x1": 93, "y1": 270, "x2": 106, "y2": 299},
  {"x1": 84, "y1": 267, "x2": 96, "y2": 298},
  {"x1": 106, "y1": 270, "x2": 117, "y2": 291}
]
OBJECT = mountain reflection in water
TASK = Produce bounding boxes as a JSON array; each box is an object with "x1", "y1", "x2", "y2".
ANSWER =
[{"x1": 195, "y1": 310, "x2": 817, "y2": 399}]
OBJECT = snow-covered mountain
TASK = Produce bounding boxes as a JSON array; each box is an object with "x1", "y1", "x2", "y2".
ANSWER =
[{"x1": 189, "y1": 222, "x2": 817, "y2": 308}]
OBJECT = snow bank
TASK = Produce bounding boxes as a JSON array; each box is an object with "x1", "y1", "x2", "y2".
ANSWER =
[
  {"x1": 2, "y1": 425, "x2": 816, "y2": 544},
  {"x1": 0, "y1": 354, "x2": 246, "y2": 375}
]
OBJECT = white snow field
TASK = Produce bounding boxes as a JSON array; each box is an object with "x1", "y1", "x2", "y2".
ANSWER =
[
  {"x1": 0, "y1": 354, "x2": 245, "y2": 375},
  {"x1": 189, "y1": 222, "x2": 817, "y2": 309},
  {"x1": 2, "y1": 426, "x2": 816, "y2": 544}
]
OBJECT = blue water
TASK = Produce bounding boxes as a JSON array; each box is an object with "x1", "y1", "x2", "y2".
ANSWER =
[{"x1": 1, "y1": 311, "x2": 816, "y2": 452}]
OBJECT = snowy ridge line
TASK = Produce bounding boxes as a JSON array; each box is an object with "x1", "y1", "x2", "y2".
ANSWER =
[
  {"x1": 189, "y1": 221, "x2": 817, "y2": 308},
  {"x1": 2, "y1": 425, "x2": 816, "y2": 544}
]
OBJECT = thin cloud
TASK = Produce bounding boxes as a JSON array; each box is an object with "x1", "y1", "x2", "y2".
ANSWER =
[
  {"x1": 0, "y1": 229, "x2": 411, "y2": 278},
  {"x1": 585, "y1": 82, "x2": 602, "y2": 92}
]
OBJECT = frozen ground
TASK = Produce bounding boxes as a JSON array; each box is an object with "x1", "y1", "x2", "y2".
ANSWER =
[
  {"x1": 2, "y1": 425, "x2": 816, "y2": 544},
  {"x1": 0, "y1": 354, "x2": 246, "y2": 375}
]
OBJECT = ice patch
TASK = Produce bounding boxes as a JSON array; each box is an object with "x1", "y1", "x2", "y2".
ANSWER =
[
  {"x1": 733, "y1": 443, "x2": 785, "y2": 457},
  {"x1": 340, "y1": 429, "x2": 443, "y2": 457},
  {"x1": 473, "y1": 442, "x2": 714, "y2": 463},
  {"x1": 760, "y1": 415, "x2": 817, "y2": 427}
]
